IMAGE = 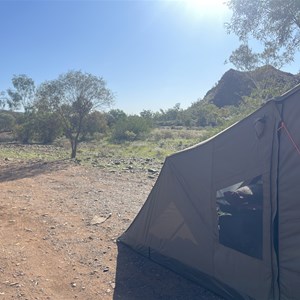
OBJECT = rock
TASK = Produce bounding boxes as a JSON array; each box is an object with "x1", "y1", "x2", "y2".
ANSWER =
[
  {"x1": 90, "y1": 213, "x2": 112, "y2": 225},
  {"x1": 110, "y1": 282, "x2": 116, "y2": 289},
  {"x1": 9, "y1": 282, "x2": 19, "y2": 287}
]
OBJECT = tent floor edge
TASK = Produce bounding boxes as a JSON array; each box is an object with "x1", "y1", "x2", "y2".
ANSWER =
[{"x1": 117, "y1": 240, "x2": 253, "y2": 300}]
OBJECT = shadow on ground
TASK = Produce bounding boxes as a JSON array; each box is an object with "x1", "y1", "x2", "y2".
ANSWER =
[
  {"x1": 114, "y1": 243, "x2": 223, "y2": 300},
  {"x1": 0, "y1": 160, "x2": 70, "y2": 183}
]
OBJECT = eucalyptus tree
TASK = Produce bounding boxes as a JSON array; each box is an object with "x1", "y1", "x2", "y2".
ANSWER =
[
  {"x1": 5, "y1": 74, "x2": 36, "y2": 111},
  {"x1": 36, "y1": 70, "x2": 114, "y2": 158},
  {"x1": 227, "y1": 44, "x2": 260, "y2": 72},
  {"x1": 226, "y1": 0, "x2": 300, "y2": 69}
]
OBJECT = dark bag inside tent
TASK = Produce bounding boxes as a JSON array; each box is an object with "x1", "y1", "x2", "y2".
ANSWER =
[{"x1": 217, "y1": 176, "x2": 263, "y2": 259}]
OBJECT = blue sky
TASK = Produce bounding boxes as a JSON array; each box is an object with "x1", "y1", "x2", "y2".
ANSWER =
[{"x1": 1, "y1": 0, "x2": 299, "y2": 114}]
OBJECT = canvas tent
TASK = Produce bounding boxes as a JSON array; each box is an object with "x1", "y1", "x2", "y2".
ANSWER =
[{"x1": 119, "y1": 84, "x2": 300, "y2": 300}]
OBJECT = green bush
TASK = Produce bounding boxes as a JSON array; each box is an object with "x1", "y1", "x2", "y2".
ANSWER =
[
  {"x1": 14, "y1": 110, "x2": 63, "y2": 144},
  {"x1": 35, "y1": 112, "x2": 63, "y2": 144},
  {"x1": 107, "y1": 109, "x2": 127, "y2": 127},
  {"x1": 82, "y1": 111, "x2": 108, "y2": 139},
  {"x1": 111, "y1": 115, "x2": 152, "y2": 142},
  {"x1": 0, "y1": 112, "x2": 15, "y2": 132},
  {"x1": 14, "y1": 121, "x2": 35, "y2": 143},
  {"x1": 123, "y1": 130, "x2": 137, "y2": 141}
]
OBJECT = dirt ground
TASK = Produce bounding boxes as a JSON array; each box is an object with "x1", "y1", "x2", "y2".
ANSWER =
[{"x1": 0, "y1": 158, "x2": 223, "y2": 300}]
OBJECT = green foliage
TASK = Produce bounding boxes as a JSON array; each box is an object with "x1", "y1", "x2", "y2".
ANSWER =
[
  {"x1": 0, "y1": 144, "x2": 69, "y2": 161},
  {"x1": 195, "y1": 103, "x2": 224, "y2": 127},
  {"x1": 14, "y1": 111, "x2": 37, "y2": 143},
  {"x1": 82, "y1": 111, "x2": 108, "y2": 139},
  {"x1": 183, "y1": 101, "x2": 227, "y2": 127},
  {"x1": 0, "y1": 112, "x2": 15, "y2": 132},
  {"x1": 107, "y1": 109, "x2": 127, "y2": 127},
  {"x1": 75, "y1": 127, "x2": 207, "y2": 167},
  {"x1": 226, "y1": 0, "x2": 300, "y2": 69},
  {"x1": 2, "y1": 67, "x2": 297, "y2": 153},
  {"x1": 228, "y1": 44, "x2": 260, "y2": 71},
  {"x1": 140, "y1": 110, "x2": 155, "y2": 127},
  {"x1": 36, "y1": 70, "x2": 114, "y2": 158},
  {"x1": 5, "y1": 74, "x2": 35, "y2": 110},
  {"x1": 140, "y1": 109, "x2": 154, "y2": 120},
  {"x1": 111, "y1": 115, "x2": 152, "y2": 142},
  {"x1": 238, "y1": 83, "x2": 293, "y2": 117},
  {"x1": 154, "y1": 103, "x2": 184, "y2": 126},
  {"x1": 11, "y1": 107, "x2": 63, "y2": 144},
  {"x1": 34, "y1": 111, "x2": 63, "y2": 144},
  {"x1": 0, "y1": 92, "x2": 6, "y2": 109}
]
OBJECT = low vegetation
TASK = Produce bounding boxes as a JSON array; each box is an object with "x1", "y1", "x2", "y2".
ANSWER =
[
  {"x1": 0, "y1": 66, "x2": 298, "y2": 163},
  {"x1": 0, "y1": 127, "x2": 207, "y2": 171}
]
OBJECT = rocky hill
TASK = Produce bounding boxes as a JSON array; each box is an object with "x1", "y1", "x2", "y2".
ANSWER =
[{"x1": 203, "y1": 65, "x2": 300, "y2": 107}]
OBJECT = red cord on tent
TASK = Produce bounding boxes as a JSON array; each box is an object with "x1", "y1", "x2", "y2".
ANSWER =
[{"x1": 278, "y1": 121, "x2": 300, "y2": 156}]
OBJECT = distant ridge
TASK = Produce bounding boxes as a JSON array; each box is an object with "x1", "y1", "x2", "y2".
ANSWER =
[{"x1": 203, "y1": 65, "x2": 300, "y2": 107}]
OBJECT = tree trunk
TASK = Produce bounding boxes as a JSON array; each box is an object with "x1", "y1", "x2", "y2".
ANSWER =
[{"x1": 70, "y1": 139, "x2": 77, "y2": 159}]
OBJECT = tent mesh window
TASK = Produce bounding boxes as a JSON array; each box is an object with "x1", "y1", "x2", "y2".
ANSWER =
[{"x1": 216, "y1": 176, "x2": 263, "y2": 259}]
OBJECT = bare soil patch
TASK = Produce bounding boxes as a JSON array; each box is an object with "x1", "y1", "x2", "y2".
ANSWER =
[{"x1": 0, "y1": 158, "x2": 222, "y2": 300}]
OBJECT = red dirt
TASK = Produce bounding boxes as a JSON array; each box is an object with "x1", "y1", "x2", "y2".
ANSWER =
[{"x1": 0, "y1": 159, "x2": 222, "y2": 300}]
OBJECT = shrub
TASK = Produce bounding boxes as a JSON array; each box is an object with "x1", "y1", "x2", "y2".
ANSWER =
[
  {"x1": 14, "y1": 110, "x2": 63, "y2": 144},
  {"x1": 35, "y1": 112, "x2": 63, "y2": 144},
  {"x1": 14, "y1": 122, "x2": 35, "y2": 143},
  {"x1": 111, "y1": 115, "x2": 152, "y2": 142},
  {"x1": 0, "y1": 112, "x2": 15, "y2": 132},
  {"x1": 107, "y1": 109, "x2": 127, "y2": 127},
  {"x1": 82, "y1": 111, "x2": 108, "y2": 139}
]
